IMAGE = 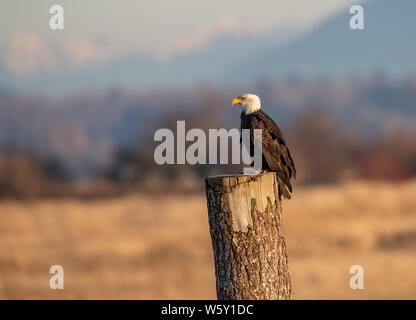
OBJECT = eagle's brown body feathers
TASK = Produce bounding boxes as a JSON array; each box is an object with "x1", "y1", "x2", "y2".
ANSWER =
[{"x1": 241, "y1": 109, "x2": 296, "y2": 199}]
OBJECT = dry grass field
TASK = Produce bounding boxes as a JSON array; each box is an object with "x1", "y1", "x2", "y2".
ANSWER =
[{"x1": 1, "y1": 179, "x2": 416, "y2": 299}]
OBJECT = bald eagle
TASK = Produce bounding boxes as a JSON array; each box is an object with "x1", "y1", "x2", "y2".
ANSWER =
[{"x1": 232, "y1": 93, "x2": 296, "y2": 200}]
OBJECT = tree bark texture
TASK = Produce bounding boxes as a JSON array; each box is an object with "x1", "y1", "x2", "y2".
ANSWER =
[{"x1": 205, "y1": 172, "x2": 292, "y2": 300}]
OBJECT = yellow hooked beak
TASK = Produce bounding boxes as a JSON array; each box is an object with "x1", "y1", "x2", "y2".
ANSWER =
[{"x1": 232, "y1": 98, "x2": 242, "y2": 106}]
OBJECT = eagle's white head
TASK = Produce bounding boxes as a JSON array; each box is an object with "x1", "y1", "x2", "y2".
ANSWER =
[{"x1": 232, "y1": 93, "x2": 261, "y2": 115}]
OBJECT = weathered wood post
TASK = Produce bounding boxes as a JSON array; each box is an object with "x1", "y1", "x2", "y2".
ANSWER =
[{"x1": 205, "y1": 172, "x2": 291, "y2": 300}]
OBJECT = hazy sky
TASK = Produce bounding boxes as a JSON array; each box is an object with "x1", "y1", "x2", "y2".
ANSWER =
[{"x1": 0, "y1": 0, "x2": 362, "y2": 76}]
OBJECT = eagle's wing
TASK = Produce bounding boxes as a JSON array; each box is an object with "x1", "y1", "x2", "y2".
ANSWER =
[{"x1": 249, "y1": 111, "x2": 296, "y2": 199}]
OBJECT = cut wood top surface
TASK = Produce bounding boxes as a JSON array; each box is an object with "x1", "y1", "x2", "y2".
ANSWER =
[{"x1": 205, "y1": 172, "x2": 278, "y2": 232}]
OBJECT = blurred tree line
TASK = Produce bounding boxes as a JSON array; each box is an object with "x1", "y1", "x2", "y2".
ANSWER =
[{"x1": 1, "y1": 75, "x2": 416, "y2": 198}]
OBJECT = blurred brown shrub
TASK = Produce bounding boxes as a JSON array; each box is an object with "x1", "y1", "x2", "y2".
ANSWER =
[{"x1": 0, "y1": 152, "x2": 53, "y2": 198}]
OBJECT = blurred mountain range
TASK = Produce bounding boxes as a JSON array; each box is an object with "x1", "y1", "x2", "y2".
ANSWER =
[
  {"x1": 1, "y1": 0, "x2": 416, "y2": 95},
  {"x1": 238, "y1": 0, "x2": 416, "y2": 80}
]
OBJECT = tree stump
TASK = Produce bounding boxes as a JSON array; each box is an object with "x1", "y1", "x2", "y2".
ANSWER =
[{"x1": 205, "y1": 172, "x2": 292, "y2": 300}]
